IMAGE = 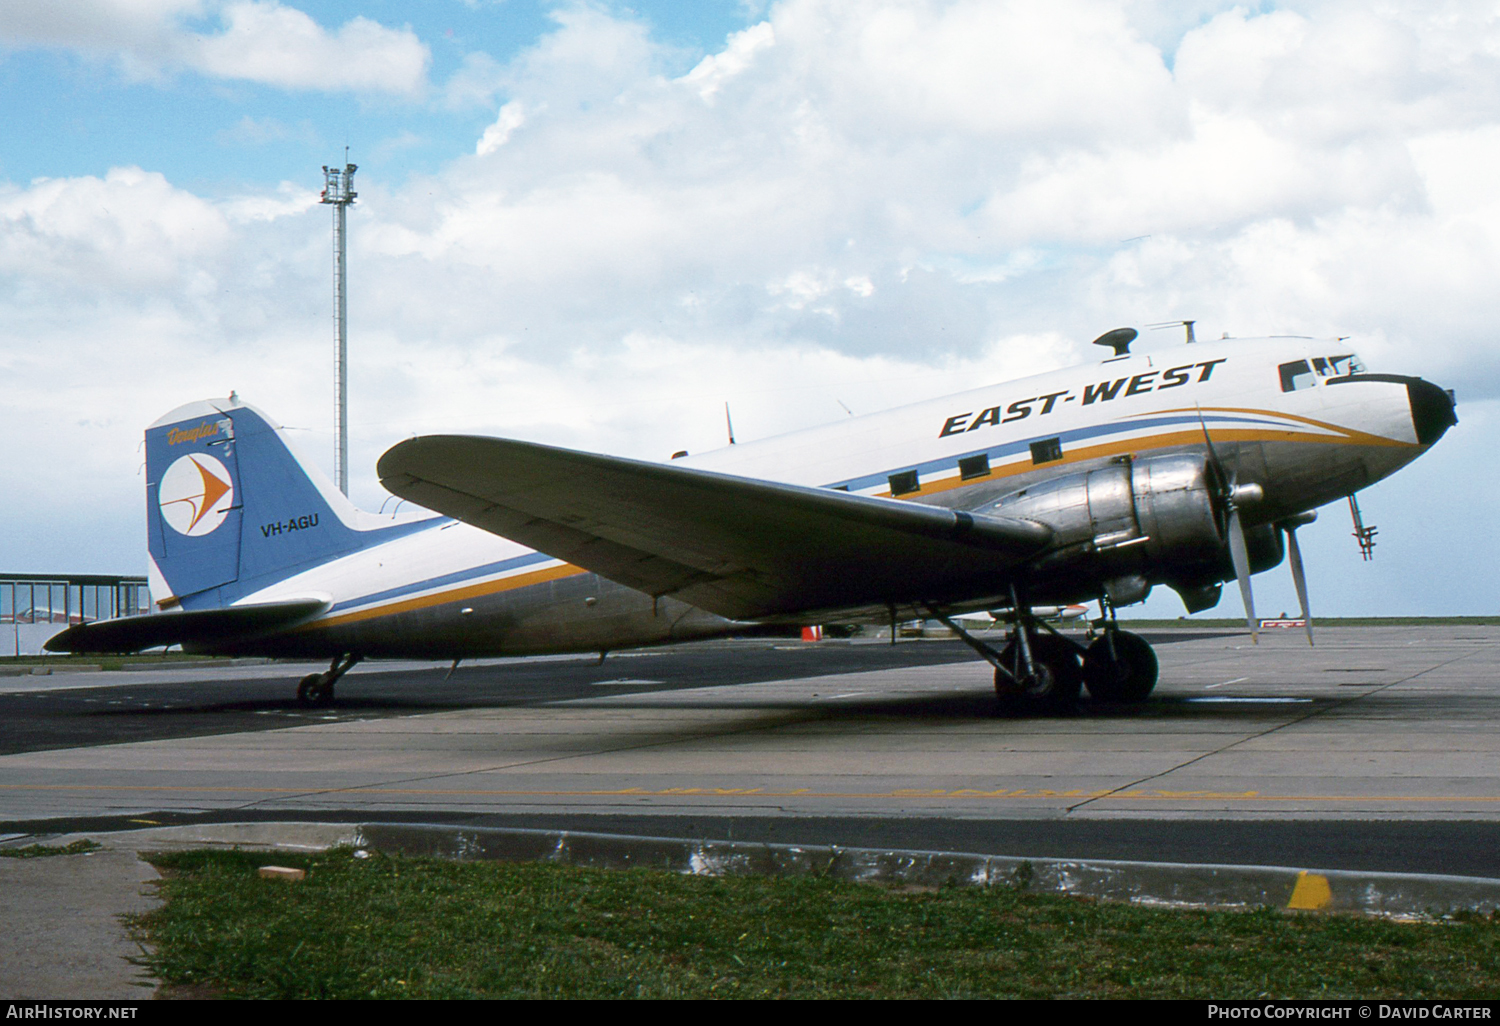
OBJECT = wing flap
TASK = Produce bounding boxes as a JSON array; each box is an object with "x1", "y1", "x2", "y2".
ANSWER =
[
  {"x1": 44, "y1": 598, "x2": 330, "y2": 654},
  {"x1": 378, "y1": 435, "x2": 1050, "y2": 620}
]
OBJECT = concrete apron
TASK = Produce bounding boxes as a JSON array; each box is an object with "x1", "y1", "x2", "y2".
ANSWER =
[{"x1": 0, "y1": 845, "x2": 161, "y2": 1000}]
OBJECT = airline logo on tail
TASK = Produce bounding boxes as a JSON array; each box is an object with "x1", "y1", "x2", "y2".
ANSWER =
[
  {"x1": 166, "y1": 420, "x2": 222, "y2": 446},
  {"x1": 159, "y1": 453, "x2": 235, "y2": 536}
]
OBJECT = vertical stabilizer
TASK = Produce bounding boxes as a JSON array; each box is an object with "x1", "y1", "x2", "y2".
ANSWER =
[
  {"x1": 146, "y1": 404, "x2": 242, "y2": 602},
  {"x1": 146, "y1": 398, "x2": 427, "y2": 608}
]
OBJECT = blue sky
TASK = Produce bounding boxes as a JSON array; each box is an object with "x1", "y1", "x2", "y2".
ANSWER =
[
  {"x1": 0, "y1": 0, "x2": 1495, "y2": 619},
  {"x1": 0, "y1": 2, "x2": 760, "y2": 190}
]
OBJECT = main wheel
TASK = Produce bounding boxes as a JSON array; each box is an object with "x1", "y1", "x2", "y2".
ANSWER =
[
  {"x1": 994, "y1": 633, "x2": 1083, "y2": 715},
  {"x1": 1082, "y1": 630, "x2": 1159, "y2": 703}
]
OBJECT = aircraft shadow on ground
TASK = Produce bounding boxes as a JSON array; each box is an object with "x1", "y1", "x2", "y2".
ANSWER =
[
  {"x1": 549, "y1": 689, "x2": 1341, "y2": 721},
  {"x1": 72, "y1": 681, "x2": 1349, "y2": 723},
  {"x1": 77, "y1": 697, "x2": 459, "y2": 718}
]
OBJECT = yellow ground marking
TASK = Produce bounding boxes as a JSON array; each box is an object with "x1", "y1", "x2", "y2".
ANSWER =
[
  {"x1": 7, "y1": 783, "x2": 1500, "y2": 804},
  {"x1": 1287, "y1": 871, "x2": 1334, "y2": 910}
]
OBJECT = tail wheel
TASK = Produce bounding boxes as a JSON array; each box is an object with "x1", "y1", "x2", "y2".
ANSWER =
[
  {"x1": 1082, "y1": 630, "x2": 1159, "y2": 703},
  {"x1": 994, "y1": 634, "x2": 1083, "y2": 715},
  {"x1": 296, "y1": 673, "x2": 333, "y2": 707}
]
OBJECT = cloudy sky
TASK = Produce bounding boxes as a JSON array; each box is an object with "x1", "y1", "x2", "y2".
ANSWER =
[{"x1": 1, "y1": 0, "x2": 1495, "y2": 618}]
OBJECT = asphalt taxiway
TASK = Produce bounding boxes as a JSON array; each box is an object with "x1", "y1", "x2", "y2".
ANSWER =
[{"x1": 2, "y1": 625, "x2": 1498, "y2": 876}]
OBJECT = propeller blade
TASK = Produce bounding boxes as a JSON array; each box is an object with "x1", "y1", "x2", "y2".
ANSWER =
[
  {"x1": 1196, "y1": 404, "x2": 1229, "y2": 488},
  {"x1": 1284, "y1": 524, "x2": 1314, "y2": 647},
  {"x1": 1203, "y1": 404, "x2": 1257, "y2": 642},
  {"x1": 1227, "y1": 506, "x2": 1257, "y2": 643}
]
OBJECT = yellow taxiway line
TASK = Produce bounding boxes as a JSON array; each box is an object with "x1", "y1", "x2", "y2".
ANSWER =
[{"x1": 6, "y1": 782, "x2": 1500, "y2": 803}]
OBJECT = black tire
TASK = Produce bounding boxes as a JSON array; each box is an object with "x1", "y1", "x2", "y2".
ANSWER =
[
  {"x1": 1082, "y1": 630, "x2": 1159, "y2": 703},
  {"x1": 296, "y1": 673, "x2": 321, "y2": 706},
  {"x1": 297, "y1": 673, "x2": 336, "y2": 707},
  {"x1": 993, "y1": 633, "x2": 1083, "y2": 715}
]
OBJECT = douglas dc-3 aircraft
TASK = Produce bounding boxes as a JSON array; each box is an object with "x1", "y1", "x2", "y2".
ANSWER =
[{"x1": 49, "y1": 329, "x2": 1457, "y2": 714}]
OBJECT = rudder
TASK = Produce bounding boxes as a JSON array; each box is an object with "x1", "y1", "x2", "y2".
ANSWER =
[{"x1": 146, "y1": 398, "x2": 424, "y2": 609}]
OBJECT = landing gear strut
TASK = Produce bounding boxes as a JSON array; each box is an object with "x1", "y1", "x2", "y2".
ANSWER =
[
  {"x1": 929, "y1": 589, "x2": 1084, "y2": 715},
  {"x1": 931, "y1": 588, "x2": 1162, "y2": 713},
  {"x1": 993, "y1": 632, "x2": 1082, "y2": 715},
  {"x1": 296, "y1": 653, "x2": 360, "y2": 707}
]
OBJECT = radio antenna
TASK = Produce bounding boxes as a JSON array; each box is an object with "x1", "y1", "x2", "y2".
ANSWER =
[{"x1": 1148, "y1": 320, "x2": 1197, "y2": 344}]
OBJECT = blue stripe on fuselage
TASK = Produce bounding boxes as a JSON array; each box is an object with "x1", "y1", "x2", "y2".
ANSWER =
[
  {"x1": 824, "y1": 411, "x2": 1301, "y2": 493},
  {"x1": 272, "y1": 410, "x2": 1314, "y2": 624}
]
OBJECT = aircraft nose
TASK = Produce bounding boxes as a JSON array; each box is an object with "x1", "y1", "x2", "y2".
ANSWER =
[{"x1": 1408, "y1": 378, "x2": 1457, "y2": 446}]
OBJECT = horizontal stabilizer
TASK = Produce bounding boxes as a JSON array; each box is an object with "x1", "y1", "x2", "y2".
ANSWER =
[
  {"x1": 44, "y1": 598, "x2": 330, "y2": 655},
  {"x1": 378, "y1": 435, "x2": 1052, "y2": 621}
]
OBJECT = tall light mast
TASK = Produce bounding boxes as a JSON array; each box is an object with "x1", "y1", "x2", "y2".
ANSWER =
[{"x1": 320, "y1": 160, "x2": 357, "y2": 495}]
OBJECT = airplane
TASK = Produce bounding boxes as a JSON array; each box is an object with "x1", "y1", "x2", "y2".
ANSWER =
[{"x1": 47, "y1": 329, "x2": 1457, "y2": 714}]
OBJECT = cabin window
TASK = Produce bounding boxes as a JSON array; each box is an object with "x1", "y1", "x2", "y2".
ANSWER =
[
  {"x1": 888, "y1": 470, "x2": 920, "y2": 496},
  {"x1": 1029, "y1": 437, "x2": 1063, "y2": 464},
  {"x1": 1279, "y1": 360, "x2": 1316, "y2": 392},
  {"x1": 958, "y1": 454, "x2": 991, "y2": 480}
]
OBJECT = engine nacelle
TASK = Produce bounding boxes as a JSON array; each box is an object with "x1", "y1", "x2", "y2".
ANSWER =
[
  {"x1": 978, "y1": 453, "x2": 1229, "y2": 600},
  {"x1": 1169, "y1": 523, "x2": 1285, "y2": 612}
]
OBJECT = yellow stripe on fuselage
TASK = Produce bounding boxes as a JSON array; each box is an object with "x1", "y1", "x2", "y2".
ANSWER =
[
  {"x1": 298, "y1": 561, "x2": 586, "y2": 632},
  {"x1": 1152, "y1": 406, "x2": 1412, "y2": 449},
  {"x1": 876, "y1": 412, "x2": 1412, "y2": 500},
  {"x1": 304, "y1": 413, "x2": 1413, "y2": 626}
]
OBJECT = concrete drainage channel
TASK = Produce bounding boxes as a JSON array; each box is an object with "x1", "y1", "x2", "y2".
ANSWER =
[{"x1": 47, "y1": 820, "x2": 1500, "y2": 920}]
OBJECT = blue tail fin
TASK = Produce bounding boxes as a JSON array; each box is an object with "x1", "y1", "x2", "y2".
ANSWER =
[{"x1": 145, "y1": 398, "x2": 427, "y2": 608}]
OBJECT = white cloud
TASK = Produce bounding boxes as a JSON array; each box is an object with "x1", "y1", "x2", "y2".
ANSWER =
[
  {"x1": 680, "y1": 20, "x2": 774, "y2": 100},
  {"x1": 0, "y1": 1, "x2": 203, "y2": 50},
  {"x1": 319, "y1": 1, "x2": 1500, "y2": 407},
  {"x1": 3, "y1": 0, "x2": 1499, "y2": 612},
  {"x1": 0, "y1": 0, "x2": 430, "y2": 95},
  {"x1": 0, "y1": 166, "x2": 230, "y2": 286},
  {"x1": 220, "y1": 180, "x2": 320, "y2": 223},
  {"x1": 187, "y1": 2, "x2": 429, "y2": 95},
  {"x1": 476, "y1": 101, "x2": 527, "y2": 155},
  {"x1": 443, "y1": 50, "x2": 506, "y2": 109}
]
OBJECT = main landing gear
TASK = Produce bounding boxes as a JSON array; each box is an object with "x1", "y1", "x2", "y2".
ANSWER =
[
  {"x1": 931, "y1": 593, "x2": 1159, "y2": 715},
  {"x1": 296, "y1": 653, "x2": 360, "y2": 707}
]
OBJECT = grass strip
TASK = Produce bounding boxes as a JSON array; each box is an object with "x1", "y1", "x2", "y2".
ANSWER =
[
  {"x1": 133, "y1": 848, "x2": 1500, "y2": 1000},
  {"x1": 0, "y1": 839, "x2": 102, "y2": 859}
]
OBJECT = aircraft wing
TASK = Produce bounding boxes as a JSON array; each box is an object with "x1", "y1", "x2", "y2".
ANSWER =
[
  {"x1": 378, "y1": 436, "x2": 1052, "y2": 621},
  {"x1": 44, "y1": 598, "x2": 330, "y2": 654}
]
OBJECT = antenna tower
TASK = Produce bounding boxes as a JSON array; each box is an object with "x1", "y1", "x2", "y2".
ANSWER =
[{"x1": 321, "y1": 158, "x2": 357, "y2": 495}]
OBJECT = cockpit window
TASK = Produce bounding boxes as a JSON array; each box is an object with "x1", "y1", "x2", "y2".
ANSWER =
[
  {"x1": 1327, "y1": 353, "x2": 1365, "y2": 376},
  {"x1": 1279, "y1": 360, "x2": 1317, "y2": 392}
]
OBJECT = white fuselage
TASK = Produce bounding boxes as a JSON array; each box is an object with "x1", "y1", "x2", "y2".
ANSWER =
[{"x1": 196, "y1": 337, "x2": 1436, "y2": 658}]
